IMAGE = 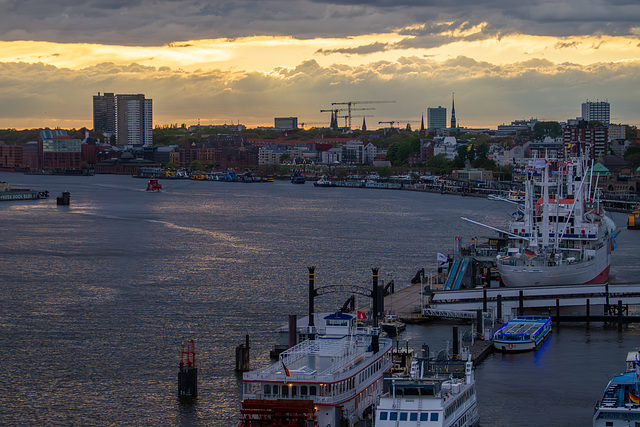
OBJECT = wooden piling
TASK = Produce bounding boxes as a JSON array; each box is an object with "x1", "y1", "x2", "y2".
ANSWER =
[
  {"x1": 586, "y1": 299, "x2": 590, "y2": 330},
  {"x1": 556, "y1": 299, "x2": 560, "y2": 326},
  {"x1": 518, "y1": 290, "x2": 524, "y2": 316},
  {"x1": 618, "y1": 300, "x2": 623, "y2": 331},
  {"x1": 235, "y1": 334, "x2": 250, "y2": 372}
]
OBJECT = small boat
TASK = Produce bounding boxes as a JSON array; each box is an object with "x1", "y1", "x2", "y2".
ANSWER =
[
  {"x1": 56, "y1": 191, "x2": 70, "y2": 206},
  {"x1": 492, "y1": 316, "x2": 552, "y2": 352},
  {"x1": 380, "y1": 314, "x2": 406, "y2": 337},
  {"x1": 376, "y1": 352, "x2": 479, "y2": 427},
  {"x1": 290, "y1": 172, "x2": 305, "y2": 184},
  {"x1": 628, "y1": 205, "x2": 640, "y2": 230},
  {"x1": 593, "y1": 351, "x2": 640, "y2": 426},
  {"x1": 146, "y1": 177, "x2": 162, "y2": 192},
  {"x1": 313, "y1": 176, "x2": 335, "y2": 187}
]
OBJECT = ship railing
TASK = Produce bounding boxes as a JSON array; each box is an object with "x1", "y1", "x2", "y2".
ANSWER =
[{"x1": 243, "y1": 389, "x2": 356, "y2": 405}]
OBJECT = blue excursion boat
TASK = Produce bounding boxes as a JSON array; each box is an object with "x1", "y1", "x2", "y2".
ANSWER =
[
  {"x1": 593, "y1": 350, "x2": 640, "y2": 426},
  {"x1": 492, "y1": 316, "x2": 552, "y2": 352}
]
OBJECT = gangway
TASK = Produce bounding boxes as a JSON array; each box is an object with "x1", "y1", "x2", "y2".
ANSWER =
[
  {"x1": 451, "y1": 259, "x2": 469, "y2": 290},
  {"x1": 422, "y1": 308, "x2": 491, "y2": 320},
  {"x1": 443, "y1": 260, "x2": 460, "y2": 290}
]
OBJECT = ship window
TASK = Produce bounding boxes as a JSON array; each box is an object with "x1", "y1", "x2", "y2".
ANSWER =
[
  {"x1": 389, "y1": 412, "x2": 398, "y2": 421},
  {"x1": 282, "y1": 386, "x2": 289, "y2": 397},
  {"x1": 431, "y1": 413, "x2": 439, "y2": 421},
  {"x1": 310, "y1": 386, "x2": 316, "y2": 396},
  {"x1": 264, "y1": 384, "x2": 271, "y2": 395},
  {"x1": 301, "y1": 385, "x2": 307, "y2": 395},
  {"x1": 420, "y1": 413, "x2": 429, "y2": 421},
  {"x1": 400, "y1": 412, "x2": 408, "y2": 421},
  {"x1": 379, "y1": 412, "x2": 388, "y2": 421},
  {"x1": 410, "y1": 413, "x2": 418, "y2": 421}
]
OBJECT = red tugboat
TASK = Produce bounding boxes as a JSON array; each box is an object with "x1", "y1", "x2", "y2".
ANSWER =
[{"x1": 146, "y1": 177, "x2": 162, "y2": 192}]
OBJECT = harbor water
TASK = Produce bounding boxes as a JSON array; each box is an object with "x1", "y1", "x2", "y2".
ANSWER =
[{"x1": 0, "y1": 172, "x2": 639, "y2": 426}]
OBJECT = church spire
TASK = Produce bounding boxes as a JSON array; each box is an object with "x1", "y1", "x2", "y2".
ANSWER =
[
  {"x1": 362, "y1": 117, "x2": 367, "y2": 131},
  {"x1": 451, "y1": 93, "x2": 457, "y2": 129}
]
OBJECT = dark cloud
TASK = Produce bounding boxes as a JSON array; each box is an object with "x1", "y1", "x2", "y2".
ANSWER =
[
  {"x1": 316, "y1": 42, "x2": 390, "y2": 56},
  {"x1": 0, "y1": 0, "x2": 638, "y2": 46}
]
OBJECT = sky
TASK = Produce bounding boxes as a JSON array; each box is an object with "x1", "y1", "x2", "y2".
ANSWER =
[{"x1": 0, "y1": 0, "x2": 639, "y2": 130}]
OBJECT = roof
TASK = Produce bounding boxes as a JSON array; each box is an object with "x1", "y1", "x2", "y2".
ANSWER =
[{"x1": 324, "y1": 311, "x2": 353, "y2": 320}]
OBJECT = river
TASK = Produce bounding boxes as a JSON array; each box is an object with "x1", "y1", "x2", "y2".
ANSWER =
[{"x1": 0, "y1": 172, "x2": 638, "y2": 426}]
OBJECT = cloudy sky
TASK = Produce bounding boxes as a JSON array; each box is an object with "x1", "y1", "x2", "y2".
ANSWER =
[{"x1": 0, "y1": 0, "x2": 639, "y2": 130}]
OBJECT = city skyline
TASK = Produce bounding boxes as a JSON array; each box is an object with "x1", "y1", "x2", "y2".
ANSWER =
[{"x1": 0, "y1": 1, "x2": 639, "y2": 130}]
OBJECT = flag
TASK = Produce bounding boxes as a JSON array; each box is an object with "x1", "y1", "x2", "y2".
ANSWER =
[
  {"x1": 437, "y1": 252, "x2": 448, "y2": 263},
  {"x1": 282, "y1": 361, "x2": 291, "y2": 377},
  {"x1": 630, "y1": 390, "x2": 640, "y2": 404},
  {"x1": 524, "y1": 249, "x2": 536, "y2": 258},
  {"x1": 357, "y1": 311, "x2": 367, "y2": 320}
]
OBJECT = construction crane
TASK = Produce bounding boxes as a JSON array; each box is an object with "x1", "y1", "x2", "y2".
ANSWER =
[
  {"x1": 331, "y1": 100, "x2": 396, "y2": 130},
  {"x1": 378, "y1": 121, "x2": 396, "y2": 128},
  {"x1": 320, "y1": 107, "x2": 375, "y2": 130}
]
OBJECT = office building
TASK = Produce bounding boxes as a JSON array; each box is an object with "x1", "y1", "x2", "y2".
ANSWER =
[
  {"x1": 427, "y1": 106, "x2": 447, "y2": 131},
  {"x1": 581, "y1": 101, "x2": 610, "y2": 126}
]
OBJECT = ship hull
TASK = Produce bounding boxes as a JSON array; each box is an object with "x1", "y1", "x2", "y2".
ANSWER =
[{"x1": 497, "y1": 244, "x2": 611, "y2": 287}]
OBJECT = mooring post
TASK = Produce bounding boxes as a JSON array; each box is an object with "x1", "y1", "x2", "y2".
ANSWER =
[
  {"x1": 586, "y1": 299, "x2": 590, "y2": 330},
  {"x1": 476, "y1": 309, "x2": 483, "y2": 339},
  {"x1": 618, "y1": 300, "x2": 623, "y2": 331},
  {"x1": 235, "y1": 335, "x2": 250, "y2": 372},
  {"x1": 483, "y1": 288, "x2": 487, "y2": 312},
  {"x1": 556, "y1": 298, "x2": 560, "y2": 326},
  {"x1": 497, "y1": 294, "x2": 502, "y2": 322},
  {"x1": 518, "y1": 290, "x2": 524, "y2": 316}
]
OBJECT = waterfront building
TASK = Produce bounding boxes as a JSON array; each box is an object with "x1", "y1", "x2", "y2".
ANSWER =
[
  {"x1": 321, "y1": 147, "x2": 342, "y2": 164},
  {"x1": 363, "y1": 142, "x2": 378, "y2": 164},
  {"x1": 427, "y1": 106, "x2": 447, "y2": 131},
  {"x1": 0, "y1": 142, "x2": 23, "y2": 168},
  {"x1": 342, "y1": 140, "x2": 365, "y2": 164},
  {"x1": 38, "y1": 129, "x2": 82, "y2": 170},
  {"x1": 581, "y1": 100, "x2": 610, "y2": 126}
]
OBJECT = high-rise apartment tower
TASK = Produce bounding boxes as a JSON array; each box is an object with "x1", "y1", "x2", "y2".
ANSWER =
[
  {"x1": 581, "y1": 100, "x2": 610, "y2": 126},
  {"x1": 93, "y1": 93, "x2": 153, "y2": 146}
]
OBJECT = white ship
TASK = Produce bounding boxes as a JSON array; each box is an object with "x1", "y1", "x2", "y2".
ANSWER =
[
  {"x1": 466, "y1": 152, "x2": 617, "y2": 287},
  {"x1": 375, "y1": 353, "x2": 479, "y2": 427},
  {"x1": 238, "y1": 311, "x2": 393, "y2": 426}
]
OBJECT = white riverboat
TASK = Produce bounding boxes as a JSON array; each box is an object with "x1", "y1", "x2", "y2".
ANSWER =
[
  {"x1": 375, "y1": 353, "x2": 479, "y2": 427},
  {"x1": 239, "y1": 311, "x2": 393, "y2": 426},
  {"x1": 466, "y1": 150, "x2": 617, "y2": 287},
  {"x1": 593, "y1": 351, "x2": 640, "y2": 426},
  {"x1": 492, "y1": 316, "x2": 552, "y2": 352}
]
